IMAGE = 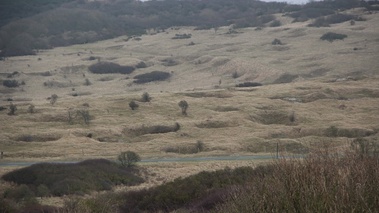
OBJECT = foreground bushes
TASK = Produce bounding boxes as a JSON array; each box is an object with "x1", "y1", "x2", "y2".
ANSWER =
[
  {"x1": 1, "y1": 159, "x2": 143, "y2": 196},
  {"x1": 45, "y1": 145, "x2": 379, "y2": 212},
  {"x1": 215, "y1": 151, "x2": 379, "y2": 213}
]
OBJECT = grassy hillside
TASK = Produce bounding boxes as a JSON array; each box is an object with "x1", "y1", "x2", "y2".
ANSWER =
[{"x1": 0, "y1": 2, "x2": 379, "y2": 212}]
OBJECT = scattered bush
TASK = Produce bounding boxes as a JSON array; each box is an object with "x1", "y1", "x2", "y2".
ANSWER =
[
  {"x1": 129, "y1": 100, "x2": 139, "y2": 110},
  {"x1": 50, "y1": 94, "x2": 58, "y2": 105},
  {"x1": 118, "y1": 151, "x2": 141, "y2": 168},
  {"x1": 84, "y1": 78, "x2": 92, "y2": 86},
  {"x1": 236, "y1": 82, "x2": 262, "y2": 88},
  {"x1": 161, "y1": 58, "x2": 178, "y2": 66},
  {"x1": 135, "y1": 61, "x2": 147, "y2": 69},
  {"x1": 320, "y1": 32, "x2": 347, "y2": 42},
  {"x1": 232, "y1": 71, "x2": 239, "y2": 79},
  {"x1": 271, "y1": 38, "x2": 283, "y2": 45},
  {"x1": 88, "y1": 62, "x2": 135, "y2": 74},
  {"x1": 172, "y1": 33, "x2": 192, "y2": 39},
  {"x1": 141, "y1": 92, "x2": 151, "y2": 102},
  {"x1": 270, "y1": 20, "x2": 281, "y2": 27},
  {"x1": 1, "y1": 159, "x2": 144, "y2": 196},
  {"x1": 178, "y1": 100, "x2": 189, "y2": 115},
  {"x1": 2, "y1": 79, "x2": 19, "y2": 88},
  {"x1": 133, "y1": 71, "x2": 171, "y2": 84},
  {"x1": 8, "y1": 102, "x2": 16, "y2": 115}
]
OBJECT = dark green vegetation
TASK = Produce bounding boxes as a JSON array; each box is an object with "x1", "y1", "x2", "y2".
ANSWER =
[
  {"x1": 88, "y1": 62, "x2": 135, "y2": 74},
  {"x1": 1, "y1": 159, "x2": 143, "y2": 197},
  {"x1": 133, "y1": 71, "x2": 171, "y2": 84},
  {"x1": 2, "y1": 145, "x2": 378, "y2": 213},
  {"x1": 118, "y1": 151, "x2": 141, "y2": 168},
  {"x1": 0, "y1": 0, "x2": 372, "y2": 56},
  {"x1": 320, "y1": 32, "x2": 348, "y2": 42}
]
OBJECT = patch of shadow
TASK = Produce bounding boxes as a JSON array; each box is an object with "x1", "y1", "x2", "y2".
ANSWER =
[
  {"x1": 181, "y1": 91, "x2": 233, "y2": 98},
  {"x1": 195, "y1": 120, "x2": 237, "y2": 129},
  {"x1": 212, "y1": 106, "x2": 239, "y2": 112},
  {"x1": 303, "y1": 68, "x2": 330, "y2": 78},
  {"x1": 273, "y1": 73, "x2": 299, "y2": 84},
  {"x1": 249, "y1": 110, "x2": 296, "y2": 126}
]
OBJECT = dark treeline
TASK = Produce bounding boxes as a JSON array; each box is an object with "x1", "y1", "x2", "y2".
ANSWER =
[{"x1": 0, "y1": 0, "x2": 370, "y2": 57}]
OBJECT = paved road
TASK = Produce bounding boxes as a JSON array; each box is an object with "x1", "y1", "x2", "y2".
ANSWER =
[{"x1": 0, "y1": 155, "x2": 304, "y2": 167}]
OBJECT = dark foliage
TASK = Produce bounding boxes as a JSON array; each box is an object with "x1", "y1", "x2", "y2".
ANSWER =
[
  {"x1": 1, "y1": 159, "x2": 144, "y2": 196},
  {"x1": 320, "y1": 32, "x2": 348, "y2": 42},
  {"x1": 88, "y1": 62, "x2": 135, "y2": 74},
  {"x1": 273, "y1": 73, "x2": 298, "y2": 84},
  {"x1": 271, "y1": 38, "x2": 283, "y2": 45},
  {"x1": 119, "y1": 166, "x2": 273, "y2": 212},
  {"x1": 133, "y1": 71, "x2": 171, "y2": 84},
  {"x1": 129, "y1": 100, "x2": 139, "y2": 110},
  {"x1": 172, "y1": 34, "x2": 192, "y2": 39},
  {"x1": 2, "y1": 79, "x2": 19, "y2": 88},
  {"x1": 135, "y1": 61, "x2": 147, "y2": 69},
  {"x1": 236, "y1": 82, "x2": 262, "y2": 88}
]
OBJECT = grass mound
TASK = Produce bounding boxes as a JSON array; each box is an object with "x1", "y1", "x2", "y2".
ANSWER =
[{"x1": 1, "y1": 159, "x2": 144, "y2": 196}]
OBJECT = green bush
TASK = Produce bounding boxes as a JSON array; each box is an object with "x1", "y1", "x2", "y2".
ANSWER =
[
  {"x1": 118, "y1": 151, "x2": 141, "y2": 168},
  {"x1": 320, "y1": 32, "x2": 347, "y2": 42}
]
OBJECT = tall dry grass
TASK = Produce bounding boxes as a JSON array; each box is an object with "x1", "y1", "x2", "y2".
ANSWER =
[{"x1": 215, "y1": 149, "x2": 379, "y2": 212}]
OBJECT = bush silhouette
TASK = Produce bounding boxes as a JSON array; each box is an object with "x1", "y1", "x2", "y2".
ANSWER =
[
  {"x1": 320, "y1": 32, "x2": 347, "y2": 42},
  {"x1": 118, "y1": 151, "x2": 141, "y2": 167},
  {"x1": 89, "y1": 62, "x2": 135, "y2": 74},
  {"x1": 178, "y1": 100, "x2": 189, "y2": 115},
  {"x1": 129, "y1": 100, "x2": 139, "y2": 110},
  {"x1": 133, "y1": 71, "x2": 171, "y2": 84},
  {"x1": 141, "y1": 92, "x2": 151, "y2": 102},
  {"x1": 2, "y1": 79, "x2": 19, "y2": 88},
  {"x1": 1, "y1": 159, "x2": 144, "y2": 196}
]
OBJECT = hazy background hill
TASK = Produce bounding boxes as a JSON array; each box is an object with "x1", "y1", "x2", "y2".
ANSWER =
[{"x1": 0, "y1": 0, "x2": 375, "y2": 57}]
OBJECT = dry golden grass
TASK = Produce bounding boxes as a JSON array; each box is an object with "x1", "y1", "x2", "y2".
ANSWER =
[{"x1": 0, "y1": 9, "x2": 378, "y2": 192}]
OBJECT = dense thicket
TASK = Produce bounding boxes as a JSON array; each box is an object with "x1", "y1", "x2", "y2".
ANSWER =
[
  {"x1": 1, "y1": 159, "x2": 143, "y2": 196},
  {"x1": 0, "y1": 0, "x2": 368, "y2": 57}
]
